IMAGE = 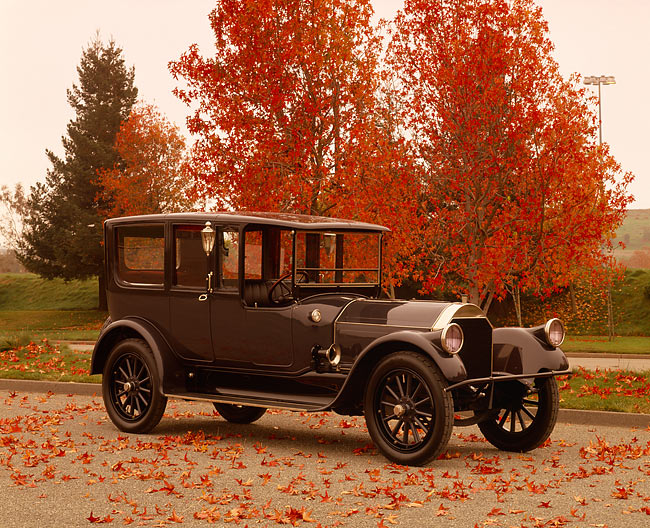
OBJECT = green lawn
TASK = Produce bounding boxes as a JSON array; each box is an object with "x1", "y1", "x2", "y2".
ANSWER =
[
  {"x1": 0, "y1": 310, "x2": 107, "y2": 347},
  {"x1": 563, "y1": 335, "x2": 650, "y2": 355},
  {"x1": 0, "y1": 273, "x2": 98, "y2": 310},
  {"x1": 0, "y1": 341, "x2": 100, "y2": 383},
  {"x1": 558, "y1": 368, "x2": 650, "y2": 414}
]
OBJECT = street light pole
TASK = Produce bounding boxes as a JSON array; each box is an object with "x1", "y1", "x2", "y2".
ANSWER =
[{"x1": 584, "y1": 74, "x2": 616, "y2": 342}]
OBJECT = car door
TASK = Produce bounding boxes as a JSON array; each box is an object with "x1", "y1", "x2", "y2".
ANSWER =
[
  {"x1": 168, "y1": 223, "x2": 214, "y2": 362},
  {"x1": 211, "y1": 226, "x2": 293, "y2": 368}
]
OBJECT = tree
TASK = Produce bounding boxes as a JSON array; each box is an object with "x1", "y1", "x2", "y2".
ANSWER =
[
  {"x1": 388, "y1": 0, "x2": 632, "y2": 308},
  {"x1": 17, "y1": 36, "x2": 137, "y2": 309},
  {"x1": 0, "y1": 184, "x2": 28, "y2": 251},
  {"x1": 169, "y1": 0, "x2": 383, "y2": 216},
  {"x1": 97, "y1": 103, "x2": 193, "y2": 217}
]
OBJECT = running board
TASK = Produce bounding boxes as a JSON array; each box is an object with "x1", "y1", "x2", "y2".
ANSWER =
[{"x1": 165, "y1": 391, "x2": 332, "y2": 412}]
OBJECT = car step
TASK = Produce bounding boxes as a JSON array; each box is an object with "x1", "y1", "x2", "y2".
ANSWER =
[{"x1": 165, "y1": 391, "x2": 331, "y2": 412}]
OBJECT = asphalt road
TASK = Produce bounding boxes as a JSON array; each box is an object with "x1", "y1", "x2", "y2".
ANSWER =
[{"x1": 0, "y1": 392, "x2": 648, "y2": 527}]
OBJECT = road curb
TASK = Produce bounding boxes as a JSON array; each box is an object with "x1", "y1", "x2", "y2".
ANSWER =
[
  {"x1": 1, "y1": 378, "x2": 648, "y2": 429},
  {"x1": 0, "y1": 378, "x2": 101, "y2": 396}
]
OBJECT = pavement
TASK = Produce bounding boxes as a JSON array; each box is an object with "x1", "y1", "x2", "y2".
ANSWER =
[{"x1": 0, "y1": 391, "x2": 648, "y2": 528}]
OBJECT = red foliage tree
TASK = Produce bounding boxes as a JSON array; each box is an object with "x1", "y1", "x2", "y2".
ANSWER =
[
  {"x1": 97, "y1": 104, "x2": 192, "y2": 218},
  {"x1": 169, "y1": 0, "x2": 433, "y2": 293},
  {"x1": 388, "y1": 0, "x2": 633, "y2": 307},
  {"x1": 169, "y1": 0, "x2": 385, "y2": 216}
]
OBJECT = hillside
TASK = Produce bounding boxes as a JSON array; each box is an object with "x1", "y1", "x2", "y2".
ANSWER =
[
  {"x1": 614, "y1": 208, "x2": 650, "y2": 266},
  {"x1": 0, "y1": 273, "x2": 98, "y2": 310}
]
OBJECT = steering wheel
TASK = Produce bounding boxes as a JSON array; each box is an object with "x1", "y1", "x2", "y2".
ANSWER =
[{"x1": 268, "y1": 270, "x2": 309, "y2": 305}]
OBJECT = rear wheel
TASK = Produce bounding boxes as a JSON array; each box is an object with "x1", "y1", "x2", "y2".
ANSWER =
[
  {"x1": 213, "y1": 403, "x2": 266, "y2": 424},
  {"x1": 103, "y1": 338, "x2": 167, "y2": 433},
  {"x1": 478, "y1": 376, "x2": 559, "y2": 452},
  {"x1": 364, "y1": 351, "x2": 453, "y2": 466}
]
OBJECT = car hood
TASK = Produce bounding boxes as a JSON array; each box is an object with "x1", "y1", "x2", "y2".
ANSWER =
[{"x1": 336, "y1": 299, "x2": 487, "y2": 330}]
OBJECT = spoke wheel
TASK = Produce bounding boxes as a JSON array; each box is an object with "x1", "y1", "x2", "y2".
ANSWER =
[
  {"x1": 103, "y1": 339, "x2": 167, "y2": 433},
  {"x1": 478, "y1": 376, "x2": 559, "y2": 452},
  {"x1": 213, "y1": 403, "x2": 266, "y2": 424},
  {"x1": 364, "y1": 351, "x2": 453, "y2": 466}
]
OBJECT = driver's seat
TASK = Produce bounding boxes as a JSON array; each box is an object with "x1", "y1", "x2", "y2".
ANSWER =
[{"x1": 243, "y1": 280, "x2": 271, "y2": 307}]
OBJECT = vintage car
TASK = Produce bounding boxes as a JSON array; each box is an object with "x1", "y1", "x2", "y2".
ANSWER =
[{"x1": 92, "y1": 212, "x2": 570, "y2": 466}]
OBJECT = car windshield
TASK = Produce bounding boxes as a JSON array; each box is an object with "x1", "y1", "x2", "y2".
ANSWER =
[{"x1": 295, "y1": 231, "x2": 381, "y2": 285}]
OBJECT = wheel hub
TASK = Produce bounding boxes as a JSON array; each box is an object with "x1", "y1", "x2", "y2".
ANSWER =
[
  {"x1": 124, "y1": 381, "x2": 133, "y2": 392},
  {"x1": 394, "y1": 403, "x2": 406, "y2": 417}
]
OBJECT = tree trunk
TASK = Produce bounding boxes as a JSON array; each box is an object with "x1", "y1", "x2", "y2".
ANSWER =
[
  {"x1": 569, "y1": 283, "x2": 577, "y2": 314},
  {"x1": 513, "y1": 286, "x2": 522, "y2": 327},
  {"x1": 98, "y1": 272, "x2": 108, "y2": 311}
]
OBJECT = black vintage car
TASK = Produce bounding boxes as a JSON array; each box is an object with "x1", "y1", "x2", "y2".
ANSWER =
[{"x1": 92, "y1": 212, "x2": 570, "y2": 466}]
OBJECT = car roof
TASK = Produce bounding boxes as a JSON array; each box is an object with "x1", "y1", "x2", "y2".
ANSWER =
[{"x1": 105, "y1": 211, "x2": 390, "y2": 232}]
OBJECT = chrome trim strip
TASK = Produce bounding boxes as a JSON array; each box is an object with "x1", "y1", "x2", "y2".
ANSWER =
[
  {"x1": 336, "y1": 321, "x2": 430, "y2": 330},
  {"x1": 431, "y1": 303, "x2": 490, "y2": 330},
  {"x1": 332, "y1": 298, "x2": 361, "y2": 347}
]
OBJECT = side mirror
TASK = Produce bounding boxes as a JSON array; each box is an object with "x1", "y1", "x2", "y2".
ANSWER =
[{"x1": 201, "y1": 221, "x2": 216, "y2": 256}]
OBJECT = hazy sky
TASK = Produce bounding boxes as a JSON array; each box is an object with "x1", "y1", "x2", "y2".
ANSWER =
[{"x1": 1, "y1": 0, "x2": 648, "y2": 207}]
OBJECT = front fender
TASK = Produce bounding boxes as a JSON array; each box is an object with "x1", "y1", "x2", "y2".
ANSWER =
[
  {"x1": 91, "y1": 317, "x2": 185, "y2": 394},
  {"x1": 492, "y1": 327, "x2": 569, "y2": 375},
  {"x1": 329, "y1": 330, "x2": 467, "y2": 411}
]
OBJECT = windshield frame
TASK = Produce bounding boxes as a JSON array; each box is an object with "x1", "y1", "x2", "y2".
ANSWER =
[{"x1": 291, "y1": 229, "x2": 383, "y2": 289}]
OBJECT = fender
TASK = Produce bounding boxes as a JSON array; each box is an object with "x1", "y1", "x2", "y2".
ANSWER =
[
  {"x1": 91, "y1": 317, "x2": 186, "y2": 395},
  {"x1": 329, "y1": 330, "x2": 467, "y2": 410},
  {"x1": 492, "y1": 327, "x2": 569, "y2": 375}
]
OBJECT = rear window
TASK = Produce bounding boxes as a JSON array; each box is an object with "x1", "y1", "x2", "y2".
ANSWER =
[{"x1": 116, "y1": 225, "x2": 165, "y2": 286}]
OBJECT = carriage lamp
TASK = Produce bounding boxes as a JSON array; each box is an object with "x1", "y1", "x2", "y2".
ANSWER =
[{"x1": 201, "y1": 221, "x2": 216, "y2": 256}]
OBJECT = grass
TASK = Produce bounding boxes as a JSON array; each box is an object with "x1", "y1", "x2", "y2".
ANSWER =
[
  {"x1": 563, "y1": 335, "x2": 650, "y2": 355},
  {"x1": 0, "y1": 341, "x2": 100, "y2": 384},
  {"x1": 558, "y1": 368, "x2": 650, "y2": 414},
  {"x1": 0, "y1": 273, "x2": 98, "y2": 310},
  {"x1": 0, "y1": 309, "x2": 107, "y2": 343}
]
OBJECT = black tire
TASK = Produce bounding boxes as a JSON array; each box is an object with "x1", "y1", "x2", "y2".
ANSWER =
[
  {"x1": 478, "y1": 376, "x2": 559, "y2": 452},
  {"x1": 102, "y1": 338, "x2": 167, "y2": 433},
  {"x1": 213, "y1": 403, "x2": 266, "y2": 424},
  {"x1": 364, "y1": 351, "x2": 454, "y2": 466}
]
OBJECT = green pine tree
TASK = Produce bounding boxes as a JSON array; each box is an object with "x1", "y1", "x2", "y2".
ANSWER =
[{"x1": 17, "y1": 35, "x2": 137, "y2": 309}]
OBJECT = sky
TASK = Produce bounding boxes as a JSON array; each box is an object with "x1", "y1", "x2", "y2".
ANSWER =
[{"x1": 1, "y1": 0, "x2": 648, "y2": 208}]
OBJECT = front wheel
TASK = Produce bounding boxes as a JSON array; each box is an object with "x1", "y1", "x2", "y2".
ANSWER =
[
  {"x1": 213, "y1": 403, "x2": 266, "y2": 424},
  {"x1": 103, "y1": 338, "x2": 167, "y2": 433},
  {"x1": 478, "y1": 376, "x2": 559, "y2": 452},
  {"x1": 364, "y1": 351, "x2": 453, "y2": 466}
]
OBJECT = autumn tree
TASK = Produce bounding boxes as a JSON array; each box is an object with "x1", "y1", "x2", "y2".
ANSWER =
[
  {"x1": 169, "y1": 0, "x2": 384, "y2": 216},
  {"x1": 17, "y1": 36, "x2": 137, "y2": 309},
  {"x1": 388, "y1": 0, "x2": 632, "y2": 308},
  {"x1": 97, "y1": 103, "x2": 193, "y2": 218}
]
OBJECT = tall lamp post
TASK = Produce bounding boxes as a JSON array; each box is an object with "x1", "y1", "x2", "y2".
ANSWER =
[{"x1": 584, "y1": 74, "x2": 616, "y2": 341}]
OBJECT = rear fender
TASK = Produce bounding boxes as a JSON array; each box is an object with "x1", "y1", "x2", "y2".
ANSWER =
[
  {"x1": 492, "y1": 327, "x2": 568, "y2": 375},
  {"x1": 91, "y1": 318, "x2": 185, "y2": 394},
  {"x1": 331, "y1": 330, "x2": 467, "y2": 410}
]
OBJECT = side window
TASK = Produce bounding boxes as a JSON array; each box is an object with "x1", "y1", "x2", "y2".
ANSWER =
[
  {"x1": 244, "y1": 230, "x2": 263, "y2": 280},
  {"x1": 173, "y1": 225, "x2": 208, "y2": 289},
  {"x1": 116, "y1": 225, "x2": 164, "y2": 286},
  {"x1": 221, "y1": 229, "x2": 240, "y2": 289}
]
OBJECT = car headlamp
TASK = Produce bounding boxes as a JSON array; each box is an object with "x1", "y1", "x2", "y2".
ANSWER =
[
  {"x1": 441, "y1": 323, "x2": 464, "y2": 355},
  {"x1": 544, "y1": 318, "x2": 565, "y2": 347}
]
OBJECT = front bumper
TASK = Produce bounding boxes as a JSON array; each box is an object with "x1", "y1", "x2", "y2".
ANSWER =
[{"x1": 444, "y1": 368, "x2": 572, "y2": 392}]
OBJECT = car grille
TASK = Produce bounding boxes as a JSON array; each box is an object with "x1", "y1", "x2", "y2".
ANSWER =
[{"x1": 454, "y1": 317, "x2": 493, "y2": 380}]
